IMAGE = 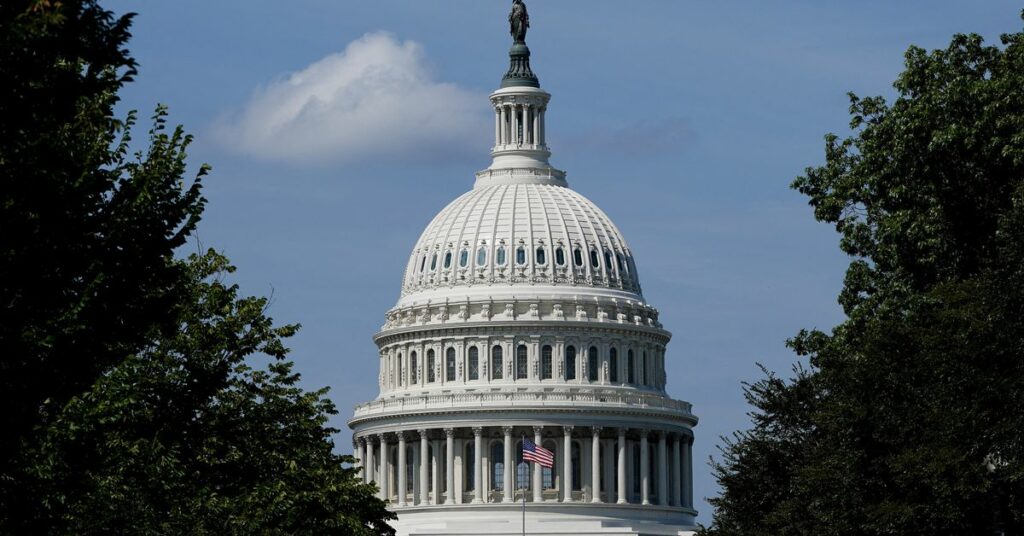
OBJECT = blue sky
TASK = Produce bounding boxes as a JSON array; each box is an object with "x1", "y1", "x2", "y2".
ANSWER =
[{"x1": 106, "y1": 0, "x2": 1022, "y2": 524}]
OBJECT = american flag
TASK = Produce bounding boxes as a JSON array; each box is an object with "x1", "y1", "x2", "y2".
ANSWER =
[{"x1": 522, "y1": 438, "x2": 554, "y2": 468}]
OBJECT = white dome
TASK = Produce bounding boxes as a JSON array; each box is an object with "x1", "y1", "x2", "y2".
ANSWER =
[{"x1": 400, "y1": 180, "x2": 642, "y2": 304}]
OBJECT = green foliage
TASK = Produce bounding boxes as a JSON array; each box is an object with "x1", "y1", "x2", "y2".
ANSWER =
[
  {"x1": 0, "y1": 1, "x2": 394, "y2": 534},
  {"x1": 705, "y1": 11, "x2": 1024, "y2": 536},
  {"x1": 33, "y1": 250, "x2": 395, "y2": 535}
]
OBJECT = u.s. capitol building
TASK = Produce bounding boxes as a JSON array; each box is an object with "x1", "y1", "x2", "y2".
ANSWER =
[{"x1": 349, "y1": 4, "x2": 698, "y2": 534}]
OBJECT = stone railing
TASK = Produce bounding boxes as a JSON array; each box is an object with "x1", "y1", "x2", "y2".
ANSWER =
[{"x1": 351, "y1": 388, "x2": 693, "y2": 420}]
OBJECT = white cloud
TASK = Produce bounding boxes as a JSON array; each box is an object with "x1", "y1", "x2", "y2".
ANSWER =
[{"x1": 213, "y1": 32, "x2": 487, "y2": 165}]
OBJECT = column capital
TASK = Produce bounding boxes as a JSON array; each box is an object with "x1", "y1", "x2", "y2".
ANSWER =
[
  {"x1": 592, "y1": 426, "x2": 603, "y2": 436},
  {"x1": 472, "y1": 426, "x2": 484, "y2": 436},
  {"x1": 532, "y1": 425, "x2": 544, "y2": 436},
  {"x1": 377, "y1": 432, "x2": 387, "y2": 442},
  {"x1": 444, "y1": 427, "x2": 455, "y2": 438},
  {"x1": 618, "y1": 427, "x2": 628, "y2": 436},
  {"x1": 417, "y1": 428, "x2": 429, "y2": 438},
  {"x1": 563, "y1": 425, "x2": 574, "y2": 435},
  {"x1": 501, "y1": 425, "x2": 514, "y2": 434},
  {"x1": 395, "y1": 430, "x2": 406, "y2": 441},
  {"x1": 356, "y1": 436, "x2": 366, "y2": 446},
  {"x1": 656, "y1": 429, "x2": 667, "y2": 439}
]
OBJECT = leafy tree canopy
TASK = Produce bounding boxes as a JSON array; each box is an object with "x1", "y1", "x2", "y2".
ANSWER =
[
  {"x1": 0, "y1": 1, "x2": 394, "y2": 533},
  {"x1": 706, "y1": 11, "x2": 1024, "y2": 536}
]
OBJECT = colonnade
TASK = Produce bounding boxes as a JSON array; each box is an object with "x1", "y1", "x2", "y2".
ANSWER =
[
  {"x1": 494, "y1": 102, "x2": 545, "y2": 148},
  {"x1": 354, "y1": 425, "x2": 693, "y2": 510}
]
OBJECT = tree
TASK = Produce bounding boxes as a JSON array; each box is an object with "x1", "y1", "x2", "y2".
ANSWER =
[
  {"x1": 705, "y1": 11, "x2": 1024, "y2": 536},
  {"x1": 33, "y1": 250, "x2": 395, "y2": 535},
  {"x1": 0, "y1": 1, "x2": 394, "y2": 533}
]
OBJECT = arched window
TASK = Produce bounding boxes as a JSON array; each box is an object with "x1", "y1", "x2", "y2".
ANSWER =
[
  {"x1": 468, "y1": 347, "x2": 479, "y2": 380},
  {"x1": 496, "y1": 246, "x2": 506, "y2": 266},
  {"x1": 609, "y1": 348, "x2": 618, "y2": 383},
  {"x1": 590, "y1": 249, "x2": 600, "y2": 268},
  {"x1": 410, "y1": 351, "x2": 418, "y2": 383},
  {"x1": 420, "y1": 254, "x2": 426, "y2": 272},
  {"x1": 542, "y1": 439, "x2": 557, "y2": 489},
  {"x1": 535, "y1": 247, "x2": 546, "y2": 265},
  {"x1": 565, "y1": 346, "x2": 577, "y2": 380},
  {"x1": 627, "y1": 349, "x2": 635, "y2": 384},
  {"x1": 443, "y1": 251, "x2": 452, "y2": 269},
  {"x1": 491, "y1": 442, "x2": 505, "y2": 491},
  {"x1": 459, "y1": 248, "x2": 469, "y2": 268},
  {"x1": 588, "y1": 346, "x2": 598, "y2": 382},
  {"x1": 446, "y1": 348, "x2": 456, "y2": 381},
  {"x1": 427, "y1": 349, "x2": 436, "y2": 383},
  {"x1": 464, "y1": 443, "x2": 475, "y2": 492},
  {"x1": 605, "y1": 250, "x2": 614, "y2": 273},
  {"x1": 516, "y1": 345, "x2": 528, "y2": 379},
  {"x1": 541, "y1": 345, "x2": 552, "y2": 379},
  {"x1": 491, "y1": 345, "x2": 504, "y2": 380},
  {"x1": 516, "y1": 246, "x2": 526, "y2": 265},
  {"x1": 642, "y1": 351, "x2": 648, "y2": 385},
  {"x1": 616, "y1": 253, "x2": 626, "y2": 273},
  {"x1": 573, "y1": 248, "x2": 584, "y2": 267},
  {"x1": 515, "y1": 440, "x2": 531, "y2": 490},
  {"x1": 476, "y1": 246, "x2": 487, "y2": 266},
  {"x1": 555, "y1": 247, "x2": 566, "y2": 266},
  {"x1": 397, "y1": 353, "x2": 403, "y2": 386},
  {"x1": 430, "y1": 253, "x2": 438, "y2": 271}
]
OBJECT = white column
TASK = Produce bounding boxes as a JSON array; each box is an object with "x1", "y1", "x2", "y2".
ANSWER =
[
  {"x1": 445, "y1": 428, "x2": 455, "y2": 504},
  {"x1": 616, "y1": 429, "x2": 627, "y2": 504},
  {"x1": 364, "y1": 437, "x2": 375, "y2": 485},
  {"x1": 532, "y1": 426, "x2": 543, "y2": 502},
  {"x1": 672, "y1": 434, "x2": 682, "y2": 507},
  {"x1": 640, "y1": 431, "x2": 650, "y2": 505},
  {"x1": 684, "y1": 436, "x2": 694, "y2": 508},
  {"x1": 521, "y1": 105, "x2": 528, "y2": 145},
  {"x1": 538, "y1": 108, "x2": 546, "y2": 146},
  {"x1": 657, "y1": 431, "x2": 668, "y2": 505},
  {"x1": 500, "y1": 105, "x2": 508, "y2": 145},
  {"x1": 473, "y1": 427, "x2": 484, "y2": 503},
  {"x1": 355, "y1": 438, "x2": 365, "y2": 480},
  {"x1": 397, "y1": 432, "x2": 408, "y2": 506},
  {"x1": 503, "y1": 426, "x2": 514, "y2": 503},
  {"x1": 379, "y1": 434, "x2": 390, "y2": 502},
  {"x1": 494, "y1": 107, "x2": 501, "y2": 147},
  {"x1": 562, "y1": 426, "x2": 574, "y2": 502},
  {"x1": 419, "y1": 429, "x2": 430, "y2": 505},
  {"x1": 532, "y1": 106, "x2": 539, "y2": 147},
  {"x1": 431, "y1": 439, "x2": 442, "y2": 505},
  {"x1": 591, "y1": 427, "x2": 602, "y2": 503}
]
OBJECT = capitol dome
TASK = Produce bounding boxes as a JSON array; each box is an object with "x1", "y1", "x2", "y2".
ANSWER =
[
  {"x1": 400, "y1": 180, "x2": 643, "y2": 304},
  {"x1": 350, "y1": 5, "x2": 697, "y2": 535}
]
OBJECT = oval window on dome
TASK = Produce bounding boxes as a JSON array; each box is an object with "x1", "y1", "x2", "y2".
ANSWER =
[
  {"x1": 420, "y1": 254, "x2": 427, "y2": 273},
  {"x1": 555, "y1": 247, "x2": 566, "y2": 266},
  {"x1": 443, "y1": 251, "x2": 452, "y2": 269},
  {"x1": 616, "y1": 253, "x2": 626, "y2": 273},
  {"x1": 605, "y1": 251, "x2": 614, "y2": 273},
  {"x1": 459, "y1": 248, "x2": 469, "y2": 268},
  {"x1": 476, "y1": 246, "x2": 487, "y2": 266},
  {"x1": 590, "y1": 249, "x2": 600, "y2": 268},
  {"x1": 535, "y1": 247, "x2": 546, "y2": 265},
  {"x1": 516, "y1": 246, "x2": 526, "y2": 265},
  {"x1": 496, "y1": 246, "x2": 506, "y2": 266},
  {"x1": 430, "y1": 253, "x2": 438, "y2": 271},
  {"x1": 573, "y1": 249, "x2": 584, "y2": 267}
]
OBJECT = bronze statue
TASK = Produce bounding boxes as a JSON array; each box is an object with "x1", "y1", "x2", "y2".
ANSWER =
[{"x1": 509, "y1": 0, "x2": 529, "y2": 44}]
